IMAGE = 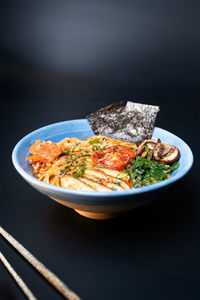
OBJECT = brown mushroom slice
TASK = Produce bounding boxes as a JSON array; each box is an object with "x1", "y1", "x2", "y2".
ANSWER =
[
  {"x1": 153, "y1": 140, "x2": 164, "y2": 159},
  {"x1": 136, "y1": 139, "x2": 157, "y2": 156},
  {"x1": 153, "y1": 142, "x2": 179, "y2": 164},
  {"x1": 136, "y1": 139, "x2": 180, "y2": 164}
]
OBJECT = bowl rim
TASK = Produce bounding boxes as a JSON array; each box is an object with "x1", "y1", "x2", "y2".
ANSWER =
[{"x1": 12, "y1": 119, "x2": 194, "y2": 199}]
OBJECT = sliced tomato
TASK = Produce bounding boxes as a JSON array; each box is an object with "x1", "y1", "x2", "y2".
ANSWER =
[
  {"x1": 26, "y1": 140, "x2": 64, "y2": 163},
  {"x1": 92, "y1": 145, "x2": 136, "y2": 171}
]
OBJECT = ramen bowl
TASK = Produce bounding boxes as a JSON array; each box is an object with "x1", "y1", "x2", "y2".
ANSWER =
[{"x1": 12, "y1": 119, "x2": 193, "y2": 219}]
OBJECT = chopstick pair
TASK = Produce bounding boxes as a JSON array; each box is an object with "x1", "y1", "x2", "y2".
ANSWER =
[{"x1": 0, "y1": 226, "x2": 82, "y2": 300}]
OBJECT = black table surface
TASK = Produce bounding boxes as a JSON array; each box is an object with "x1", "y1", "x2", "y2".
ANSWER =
[{"x1": 0, "y1": 96, "x2": 199, "y2": 300}]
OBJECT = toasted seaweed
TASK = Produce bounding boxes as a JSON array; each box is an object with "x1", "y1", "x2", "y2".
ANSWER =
[{"x1": 86, "y1": 101, "x2": 159, "y2": 143}]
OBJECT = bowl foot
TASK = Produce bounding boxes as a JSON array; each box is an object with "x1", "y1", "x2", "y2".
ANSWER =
[
  {"x1": 74, "y1": 209, "x2": 117, "y2": 220},
  {"x1": 50, "y1": 197, "x2": 118, "y2": 219}
]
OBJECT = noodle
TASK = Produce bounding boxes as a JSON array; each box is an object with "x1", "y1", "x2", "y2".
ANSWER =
[
  {"x1": 26, "y1": 136, "x2": 136, "y2": 191},
  {"x1": 26, "y1": 135, "x2": 179, "y2": 191}
]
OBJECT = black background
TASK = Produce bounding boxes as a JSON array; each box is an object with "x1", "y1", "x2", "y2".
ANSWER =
[{"x1": 0, "y1": 1, "x2": 199, "y2": 300}]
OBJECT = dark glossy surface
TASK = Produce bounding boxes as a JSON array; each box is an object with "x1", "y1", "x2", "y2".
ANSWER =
[
  {"x1": 0, "y1": 1, "x2": 200, "y2": 298},
  {"x1": 1, "y1": 96, "x2": 199, "y2": 300}
]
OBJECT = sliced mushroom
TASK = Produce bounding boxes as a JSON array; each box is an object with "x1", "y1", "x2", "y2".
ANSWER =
[
  {"x1": 153, "y1": 140, "x2": 164, "y2": 159},
  {"x1": 136, "y1": 139, "x2": 157, "y2": 156},
  {"x1": 136, "y1": 139, "x2": 179, "y2": 164},
  {"x1": 153, "y1": 142, "x2": 179, "y2": 164}
]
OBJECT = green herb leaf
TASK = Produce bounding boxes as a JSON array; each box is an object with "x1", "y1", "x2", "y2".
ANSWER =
[
  {"x1": 115, "y1": 180, "x2": 121, "y2": 185},
  {"x1": 71, "y1": 143, "x2": 79, "y2": 152},
  {"x1": 78, "y1": 161, "x2": 86, "y2": 166},
  {"x1": 144, "y1": 145, "x2": 151, "y2": 157},
  {"x1": 150, "y1": 168, "x2": 167, "y2": 181},
  {"x1": 170, "y1": 162, "x2": 179, "y2": 171},
  {"x1": 123, "y1": 156, "x2": 179, "y2": 188},
  {"x1": 71, "y1": 156, "x2": 78, "y2": 161},
  {"x1": 92, "y1": 145, "x2": 101, "y2": 151},
  {"x1": 111, "y1": 187, "x2": 117, "y2": 191},
  {"x1": 80, "y1": 166, "x2": 87, "y2": 174},
  {"x1": 64, "y1": 165, "x2": 71, "y2": 170},
  {"x1": 89, "y1": 139, "x2": 100, "y2": 145},
  {"x1": 73, "y1": 173, "x2": 81, "y2": 178},
  {"x1": 62, "y1": 150, "x2": 69, "y2": 155}
]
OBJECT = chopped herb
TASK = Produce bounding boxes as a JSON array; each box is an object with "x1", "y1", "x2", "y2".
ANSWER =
[
  {"x1": 130, "y1": 147, "x2": 137, "y2": 151},
  {"x1": 171, "y1": 162, "x2": 179, "y2": 171},
  {"x1": 92, "y1": 145, "x2": 101, "y2": 151},
  {"x1": 123, "y1": 156, "x2": 179, "y2": 188},
  {"x1": 73, "y1": 166, "x2": 87, "y2": 178},
  {"x1": 62, "y1": 150, "x2": 69, "y2": 155},
  {"x1": 89, "y1": 139, "x2": 100, "y2": 145},
  {"x1": 82, "y1": 154, "x2": 91, "y2": 157},
  {"x1": 78, "y1": 161, "x2": 86, "y2": 166},
  {"x1": 144, "y1": 145, "x2": 151, "y2": 157},
  {"x1": 150, "y1": 168, "x2": 167, "y2": 181},
  {"x1": 64, "y1": 165, "x2": 71, "y2": 170},
  {"x1": 73, "y1": 173, "x2": 81, "y2": 178},
  {"x1": 92, "y1": 145, "x2": 108, "y2": 151},
  {"x1": 71, "y1": 156, "x2": 78, "y2": 162},
  {"x1": 111, "y1": 186, "x2": 117, "y2": 191},
  {"x1": 80, "y1": 166, "x2": 87, "y2": 175},
  {"x1": 115, "y1": 180, "x2": 121, "y2": 185},
  {"x1": 71, "y1": 143, "x2": 79, "y2": 152}
]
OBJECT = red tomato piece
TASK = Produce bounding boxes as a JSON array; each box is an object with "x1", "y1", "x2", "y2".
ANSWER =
[{"x1": 92, "y1": 145, "x2": 136, "y2": 171}]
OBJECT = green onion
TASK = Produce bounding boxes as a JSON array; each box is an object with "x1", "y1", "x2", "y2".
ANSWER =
[
  {"x1": 64, "y1": 165, "x2": 71, "y2": 170},
  {"x1": 144, "y1": 145, "x2": 151, "y2": 157},
  {"x1": 73, "y1": 173, "x2": 81, "y2": 178},
  {"x1": 171, "y1": 162, "x2": 179, "y2": 171},
  {"x1": 71, "y1": 156, "x2": 78, "y2": 162},
  {"x1": 115, "y1": 180, "x2": 121, "y2": 185},
  {"x1": 78, "y1": 161, "x2": 86, "y2": 166},
  {"x1": 111, "y1": 187, "x2": 117, "y2": 191},
  {"x1": 89, "y1": 139, "x2": 100, "y2": 145},
  {"x1": 92, "y1": 145, "x2": 101, "y2": 151},
  {"x1": 62, "y1": 150, "x2": 69, "y2": 155},
  {"x1": 79, "y1": 166, "x2": 87, "y2": 175},
  {"x1": 71, "y1": 143, "x2": 79, "y2": 152},
  {"x1": 91, "y1": 145, "x2": 107, "y2": 151}
]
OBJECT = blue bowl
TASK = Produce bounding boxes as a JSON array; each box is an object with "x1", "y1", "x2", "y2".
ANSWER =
[{"x1": 12, "y1": 119, "x2": 193, "y2": 219}]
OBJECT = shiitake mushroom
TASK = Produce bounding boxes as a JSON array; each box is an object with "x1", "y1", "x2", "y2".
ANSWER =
[{"x1": 136, "y1": 139, "x2": 179, "y2": 164}]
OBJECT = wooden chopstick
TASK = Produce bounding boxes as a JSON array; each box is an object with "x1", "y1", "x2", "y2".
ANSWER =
[
  {"x1": 0, "y1": 226, "x2": 82, "y2": 300},
  {"x1": 0, "y1": 251, "x2": 38, "y2": 300}
]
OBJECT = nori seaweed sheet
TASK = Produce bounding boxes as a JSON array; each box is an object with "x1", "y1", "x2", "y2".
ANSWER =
[{"x1": 86, "y1": 101, "x2": 160, "y2": 143}]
